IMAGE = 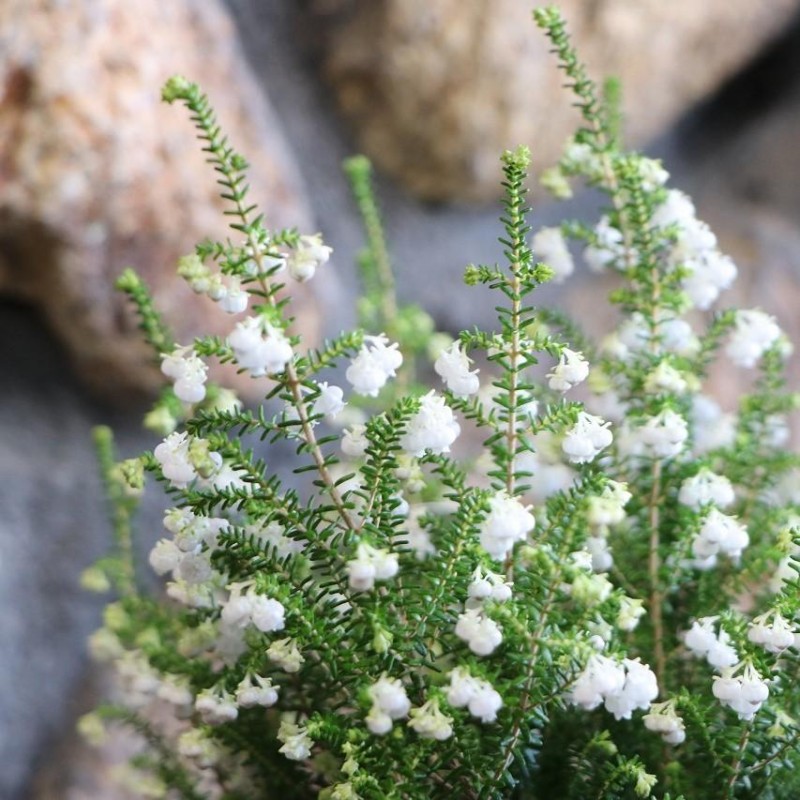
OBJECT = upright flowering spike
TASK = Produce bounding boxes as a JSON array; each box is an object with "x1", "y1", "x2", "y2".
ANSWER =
[
  {"x1": 434, "y1": 342, "x2": 480, "y2": 397},
  {"x1": 91, "y1": 45, "x2": 800, "y2": 799}
]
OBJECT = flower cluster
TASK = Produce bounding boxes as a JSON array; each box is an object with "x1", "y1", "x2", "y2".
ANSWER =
[
  {"x1": 726, "y1": 310, "x2": 782, "y2": 368},
  {"x1": 88, "y1": 22, "x2": 800, "y2": 800},
  {"x1": 747, "y1": 612, "x2": 797, "y2": 654},
  {"x1": 712, "y1": 664, "x2": 770, "y2": 721},
  {"x1": 678, "y1": 470, "x2": 735, "y2": 510},
  {"x1": 365, "y1": 675, "x2": 411, "y2": 734},
  {"x1": 153, "y1": 432, "x2": 220, "y2": 489},
  {"x1": 467, "y1": 567, "x2": 513, "y2": 606},
  {"x1": 161, "y1": 345, "x2": 208, "y2": 403},
  {"x1": 643, "y1": 701, "x2": 686, "y2": 746},
  {"x1": 236, "y1": 673, "x2": 279, "y2": 708},
  {"x1": 434, "y1": 341, "x2": 480, "y2": 397},
  {"x1": 531, "y1": 226, "x2": 574, "y2": 282},
  {"x1": 562, "y1": 411, "x2": 613, "y2": 463},
  {"x1": 345, "y1": 543, "x2": 399, "y2": 591},
  {"x1": 399, "y1": 391, "x2": 461, "y2": 456},
  {"x1": 286, "y1": 234, "x2": 333, "y2": 282},
  {"x1": 691, "y1": 509, "x2": 749, "y2": 567},
  {"x1": 227, "y1": 316, "x2": 293, "y2": 377},
  {"x1": 407, "y1": 700, "x2": 453, "y2": 741},
  {"x1": 478, "y1": 491, "x2": 535, "y2": 560},
  {"x1": 547, "y1": 347, "x2": 589, "y2": 392},
  {"x1": 684, "y1": 617, "x2": 738, "y2": 670},
  {"x1": 221, "y1": 582, "x2": 286, "y2": 633},
  {"x1": 346, "y1": 333, "x2": 403, "y2": 396},
  {"x1": 446, "y1": 668, "x2": 503, "y2": 723},
  {"x1": 569, "y1": 655, "x2": 659, "y2": 720},
  {"x1": 455, "y1": 609, "x2": 504, "y2": 656}
]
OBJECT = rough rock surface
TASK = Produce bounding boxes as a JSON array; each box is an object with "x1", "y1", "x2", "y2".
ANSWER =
[
  {"x1": 319, "y1": 0, "x2": 800, "y2": 202},
  {"x1": 0, "y1": 304, "x2": 165, "y2": 800},
  {"x1": 0, "y1": 0, "x2": 326, "y2": 404},
  {"x1": 8, "y1": 3, "x2": 800, "y2": 799}
]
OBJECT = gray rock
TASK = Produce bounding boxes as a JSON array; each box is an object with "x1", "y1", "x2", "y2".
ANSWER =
[
  {"x1": 7, "y1": 2, "x2": 800, "y2": 798},
  {"x1": 0, "y1": 0, "x2": 323, "y2": 405},
  {"x1": 315, "y1": 0, "x2": 800, "y2": 202},
  {"x1": 0, "y1": 305, "x2": 162, "y2": 799}
]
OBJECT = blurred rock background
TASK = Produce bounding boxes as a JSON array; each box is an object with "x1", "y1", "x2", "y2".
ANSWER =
[{"x1": 3, "y1": 0, "x2": 800, "y2": 796}]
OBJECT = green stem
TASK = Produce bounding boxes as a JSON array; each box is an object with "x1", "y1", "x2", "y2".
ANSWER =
[
  {"x1": 93, "y1": 426, "x2": 137, "y2": 596},
  {"x1": 725, "y1": 725, "x2": 751, "y2": 799},
  {"x1": 649, "y1": 460, "x2": 666, "y2": 692}
]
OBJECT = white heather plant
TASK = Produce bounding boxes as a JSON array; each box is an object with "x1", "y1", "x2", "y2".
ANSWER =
[{"x1": 81, "y1": 8, "x2": 800, "y2": 800}]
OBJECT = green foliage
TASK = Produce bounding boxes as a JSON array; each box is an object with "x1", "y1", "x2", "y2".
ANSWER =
[{"x1": 87, "y1": 8, "x2": 800, "y2": 800}]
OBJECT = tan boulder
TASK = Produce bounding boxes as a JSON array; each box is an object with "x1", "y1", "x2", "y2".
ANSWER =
[
  {"x1": 0, "y1": 0, "x2": 320, "y2": 403},
  {"x1": 319, "y1": 0, "x2": 800, "y2": 202}
]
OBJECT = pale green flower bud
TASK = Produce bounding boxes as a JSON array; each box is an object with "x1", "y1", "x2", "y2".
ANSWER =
[
  {"x1": 77, "y1": 712, "x2": 107, "y2": 747},
  {"x1": 144, "y1": 405, "x2": 178, "y2": 436},
  {"x1": 80, "y1": 565, "x2": 111, "y2": 593},
  {"x1": 540, "y1": 165, "x2": 573, "y2": 199},
  {"x1": 634, "y1": 768, "x2": 657, "y2": 797},
  {"x1": 372, "y1": 624, "x2": 393, "y2": 654}
]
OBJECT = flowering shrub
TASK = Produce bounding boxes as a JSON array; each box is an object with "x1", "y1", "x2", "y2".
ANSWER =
[{"x1": 83, "y1": 8, "x2": 800, "y2": 799}]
